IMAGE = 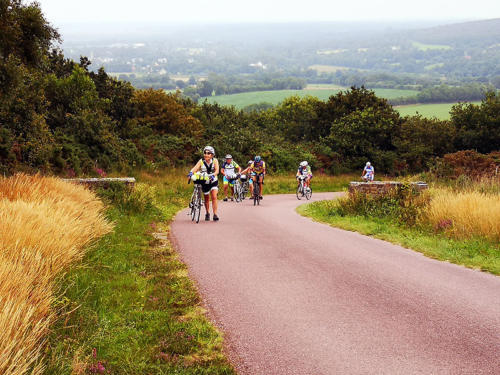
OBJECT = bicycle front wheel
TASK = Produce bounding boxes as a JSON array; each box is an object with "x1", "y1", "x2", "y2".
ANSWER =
[
  {"x1": 192, "y1": 188, "x2": 202, "y2": 223},
  {"x1": 296, "y1": 183, "x2": 303, "y2": 200},
  {"x1": 305, "y1": 186, "x2": 312, "y2": 200},
  {"x1": 190, "y1": 194, "x2": 197, "y2": 221},
  {"x1": 234, "y1": 182, "x2": 241, "y2": 202},
  {"x1": 253, "y1": 183, "x2": 260, "y2": 206}
]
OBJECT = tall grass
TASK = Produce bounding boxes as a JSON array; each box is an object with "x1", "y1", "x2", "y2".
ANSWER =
[
  {"x1": 426, "y1": 190, "x2": 500, "y2": 241},
  {"x1": 0, "y1": 174, "x2": 112, "y2": 375}
]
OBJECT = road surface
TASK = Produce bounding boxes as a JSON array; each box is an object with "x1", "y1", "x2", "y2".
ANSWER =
[{"x1": 171, "y1": 192, "x2": 500, "y2": 374}]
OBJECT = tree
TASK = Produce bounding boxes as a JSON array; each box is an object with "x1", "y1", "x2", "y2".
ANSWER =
[
  {"x1": 451, "y1": 92, "x2": 500, "y2": 153},
  {"x1": 0, "y1": 0, "x2": 59, "y2": 67},
  {"x1": 326, "y1": 107, "x2": 401, "y2": 172},
  {"x1": 132, "y1": 89, "x2": 203, "y2": 139},
  {"x1": 395, "y1": 116, "x2": 455, "y2": 172},
  {"x1": 274, "y1": 96, "x2": 322, "y2": 142}
]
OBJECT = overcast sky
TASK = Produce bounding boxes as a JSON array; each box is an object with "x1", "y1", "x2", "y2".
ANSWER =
[{"x1": 38, "y1": 0, "x2": 499, "y2": 25}]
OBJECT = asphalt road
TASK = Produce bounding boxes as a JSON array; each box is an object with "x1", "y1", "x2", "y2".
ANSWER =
[{"x1": 171, "y1": 192, "x2": 500, "y2": 375}]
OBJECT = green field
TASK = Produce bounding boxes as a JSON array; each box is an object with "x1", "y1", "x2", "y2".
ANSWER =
[
  {"x1": 412, "y1": 41, "x2": 452, "y2": 51},
  {"x1": 202, "y1": 88, "x2": 420, "y2": 109},
  {"x1": 396, "y1": 102, "x2": 481, "y2": 119}
]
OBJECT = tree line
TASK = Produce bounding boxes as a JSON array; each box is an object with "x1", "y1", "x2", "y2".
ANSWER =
[
  {"x1": 390, "y1": 83, "x2": 495, "y2": 105},
  {"x1": 1, "y1": 1, "x2": 499, "y2": 177}
]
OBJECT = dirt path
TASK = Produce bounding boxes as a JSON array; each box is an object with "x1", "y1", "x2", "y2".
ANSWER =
[{"x1": 171, "y1": 192, "x2": 500, "y2": 374}]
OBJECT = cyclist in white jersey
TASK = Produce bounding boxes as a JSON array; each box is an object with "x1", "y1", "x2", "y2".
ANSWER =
[
  {"x1": 362, "y1": 162, "x2": 375, "y2": 182},
  {"x1": 221, "y1": 154, "x2": 241, "y2": 201},
  {"x1": 188, "y1": 146, "x2": 220, "y2": 221}
]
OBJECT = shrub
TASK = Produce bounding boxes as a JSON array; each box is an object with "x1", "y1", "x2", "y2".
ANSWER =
[{"x1": 335, "y1": 183, "x2": 429, "y2": 227}]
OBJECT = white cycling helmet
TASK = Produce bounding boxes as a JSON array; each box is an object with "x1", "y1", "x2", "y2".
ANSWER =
[
  {"x1": 248, "y1": 160, "x2": 253, "y2": 165},
  {"x1": 225, "y1": 154, "x2": 232, "y2": 159},
  {"x1": 300, "y1": 161, "x2": 308, "y2": 167},
  {"x1": 203, "y1": 146, "x2": 215, "y2": 155},
  {"x1": 366, "y1": 162, "x2": 371, "y2": 167}
]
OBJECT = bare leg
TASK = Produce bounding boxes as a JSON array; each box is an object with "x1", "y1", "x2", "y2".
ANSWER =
[
  {"x1": 204, "y1": 194, "x2": 210, "y2": 213},
  {"x1": 211, "y1": 189, "x2": 218, "y2": 215},
  {"x1": 259, "y1": 176, "x2": 264, "y2": 196},
  {"x1": 223, "y1": 183, "x2": 228, "y2": 198}
]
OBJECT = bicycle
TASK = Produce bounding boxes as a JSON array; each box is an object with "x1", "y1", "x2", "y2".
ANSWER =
[
  {"x1": 253, "y1": 176, "x2": 261, "y2": 206},
  {"x1": 240, "y1": 175, "x2": 250, "y2": 200},
  {"x1": 296, "y1": 175, "x2": 312, "y2": 200},
  {"x1": 187, "y1": 174, "x2": 205, "y2": 223},
  {"x1": 232, "y1": 175, "x2": 243, "y2": 202}
]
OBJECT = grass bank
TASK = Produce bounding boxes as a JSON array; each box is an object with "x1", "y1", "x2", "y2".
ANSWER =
[
  {"x1": 44, "y1": 175, "x2": 235, "y2": 374},
  {"x1": 298, "y1": 186, "x2": 500, "y2": 275}
]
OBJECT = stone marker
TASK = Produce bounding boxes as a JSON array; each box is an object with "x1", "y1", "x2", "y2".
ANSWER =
[{"x1": 349, "y1": 181, "x2": 428, "y2": 196}]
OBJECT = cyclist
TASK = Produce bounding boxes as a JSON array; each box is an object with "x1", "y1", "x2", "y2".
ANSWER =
[
  {"x1": 241, "y1": 155, "x2": 266, "y2": 199},
  {"x1": 188, "y1": 146, "x2": 220, "y2": 221},
  {"x1": 296, "y1": 161, "x2": 312, "y2": 190},
  {"x1": 221, "y1": 154, "x2": 241, "y2": 201},
  {"x1": 362, "y1": 161, "x2": 375, "y2": 182}
]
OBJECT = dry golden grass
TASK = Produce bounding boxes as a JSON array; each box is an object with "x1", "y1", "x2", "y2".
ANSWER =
[
  {"x1": 425, "y1": 189, "x2": 500, "y2": 241},
  {"x1": 0, "y1": 174, "x2": 112, "y2": 375}
]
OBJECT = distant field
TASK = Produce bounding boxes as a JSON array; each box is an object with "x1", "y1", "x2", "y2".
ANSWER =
[
  {"x1": 308, "y1": 65, "x2": 351, "y2": 73},
  {"x1": 304, "y1": 84, "x2": 345, "y2": 90},
  {"x1": 203, "y1": 88, "x2": 419, "y2": 109},
  {"x1": 412, "y1": 41, "x2": 452, "y2": 51},
  {"x1": 395, "y1": 101, "x2": 481, "y2": 119}
]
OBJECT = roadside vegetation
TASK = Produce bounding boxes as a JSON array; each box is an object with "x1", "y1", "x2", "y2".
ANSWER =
[
  {"x1": 0, "y1": 174, "x2": 111, "y2": 374},
  {"x1": 43, "y1": 172, "x2": 352, "y2": 374},
  {"x1": 299, "y1": 154, "x2": 500, "y2": 275}
]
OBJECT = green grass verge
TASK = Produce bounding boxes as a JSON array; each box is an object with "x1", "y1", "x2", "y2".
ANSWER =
[
  {"x1": 297, "y1": 200, "x2": 500, "y2": 275},
  {"x1": 395, "y1": 101, "x2": 481, "y2": 120},
  {"x1": 45, "y1": 178, "x2": 235, "y2": 374},
  {"x1": 202, "y1": 88, "x2": 419, "y2": 109}
]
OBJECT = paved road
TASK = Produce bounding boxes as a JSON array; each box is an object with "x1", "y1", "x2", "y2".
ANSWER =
[{"x1": 171, "y1": 192, "x2": 500, "y2": 375}]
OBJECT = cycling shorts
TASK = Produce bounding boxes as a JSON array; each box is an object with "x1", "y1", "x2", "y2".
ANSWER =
[
  {"x1": 197, "y1": 180, "x2": 218, "y2": 195},
  {"x1": 251, "y1": 172, "x2": 265, "y2": 183},
  {"x1": 223, "y1": 176, "x2": 237, "y2": 186}
]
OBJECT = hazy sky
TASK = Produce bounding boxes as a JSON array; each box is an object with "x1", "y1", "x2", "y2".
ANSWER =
[{"x1": 38, "y1": 0, "x2": 499, "y2": 24}]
